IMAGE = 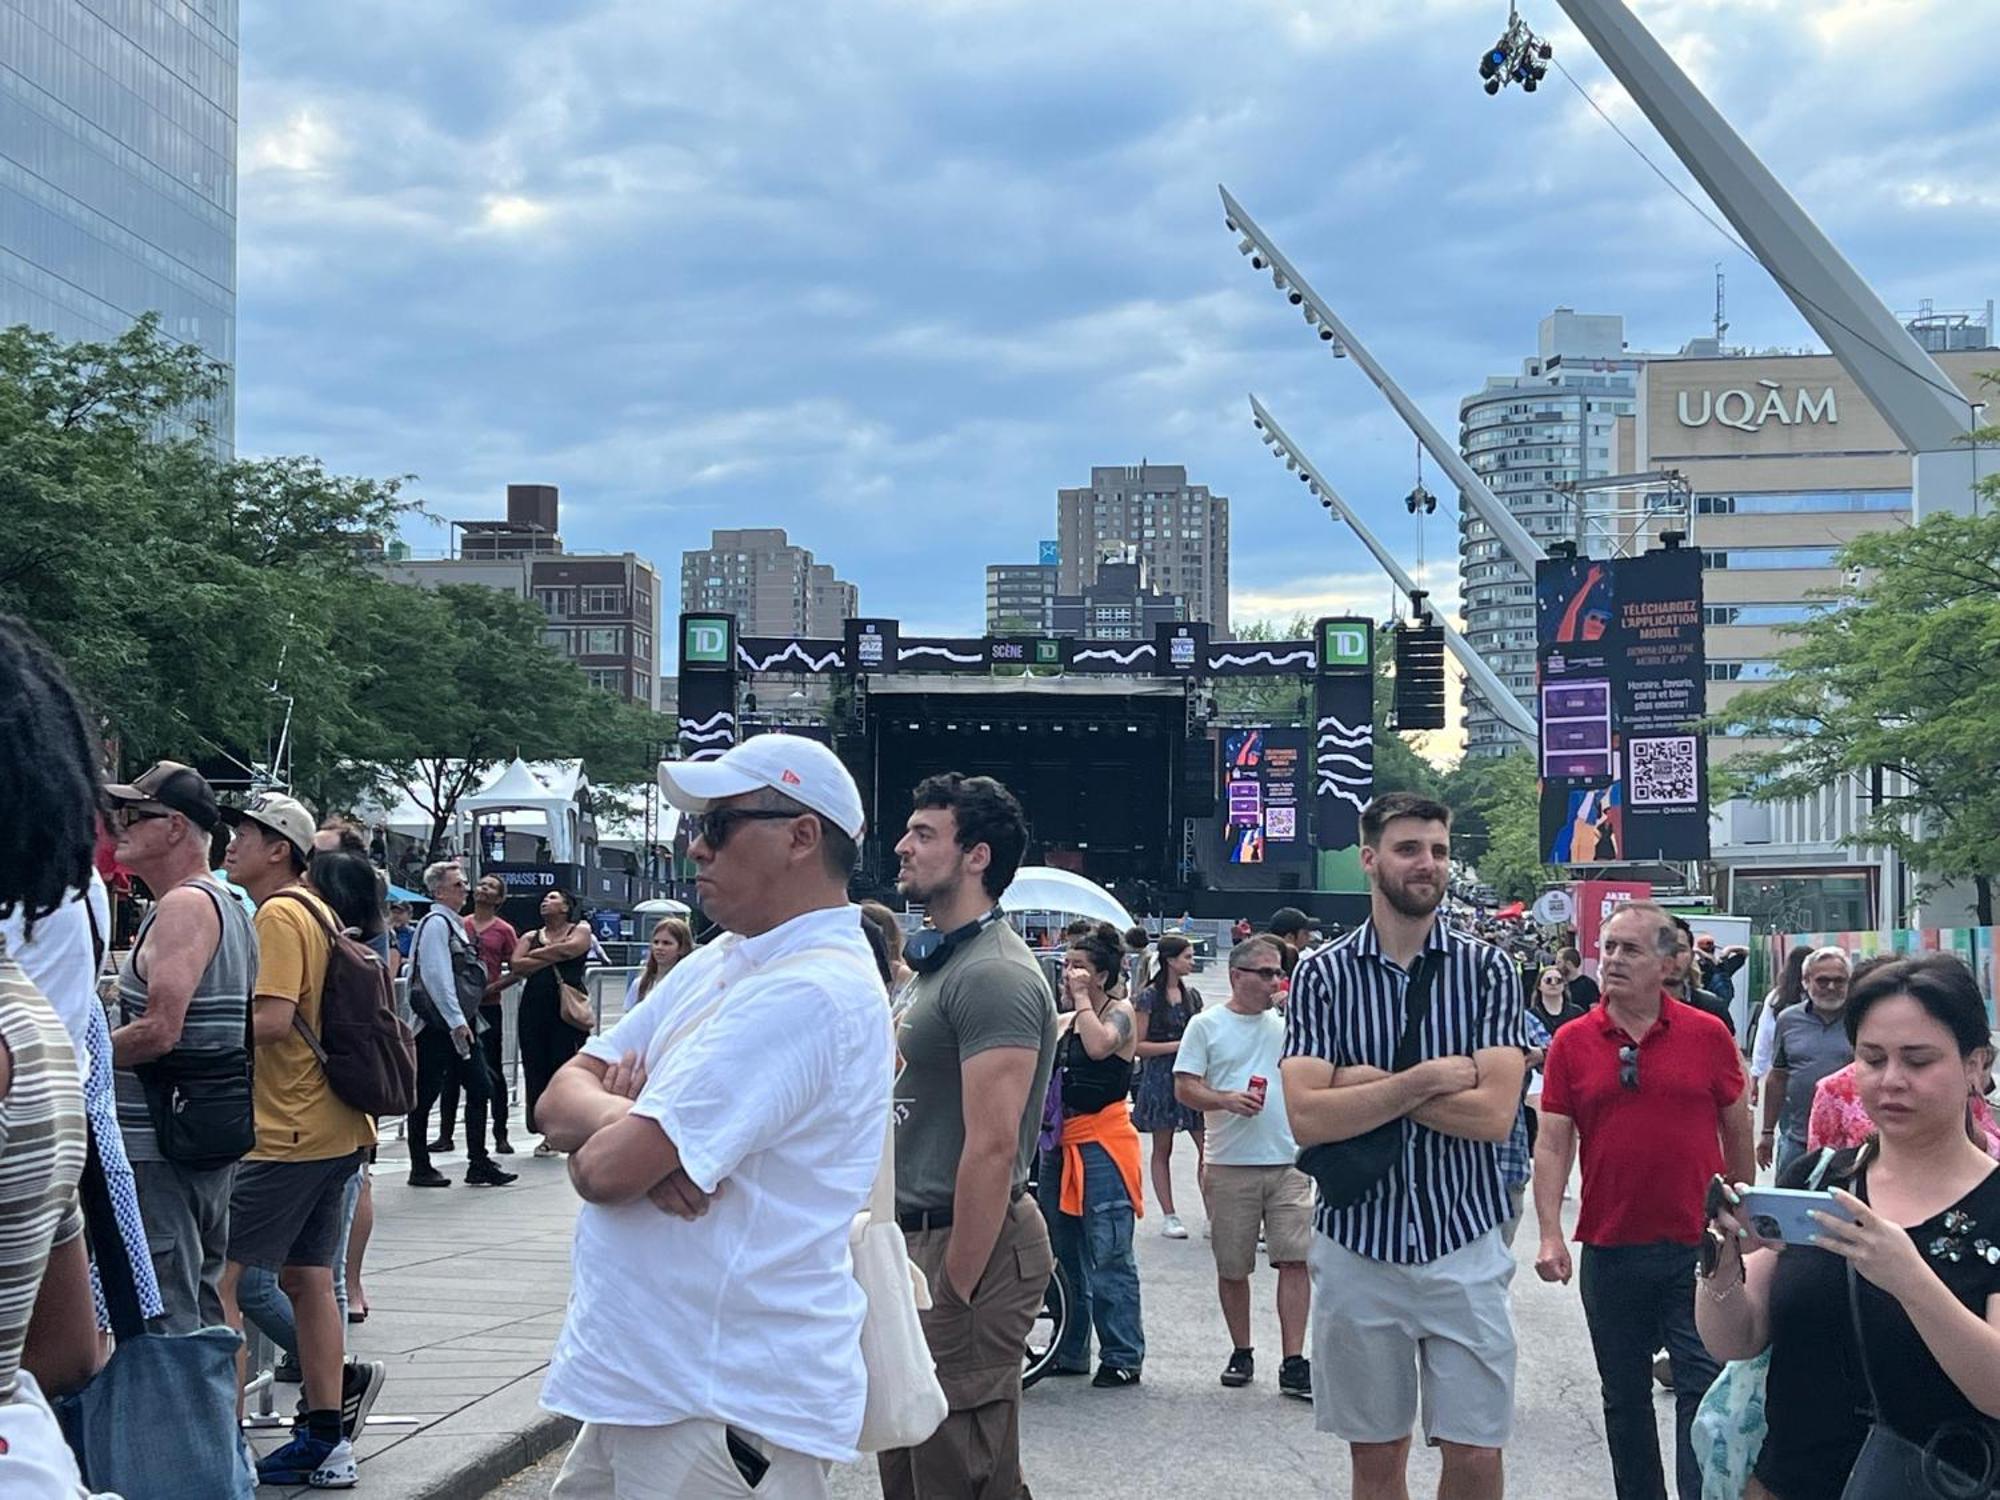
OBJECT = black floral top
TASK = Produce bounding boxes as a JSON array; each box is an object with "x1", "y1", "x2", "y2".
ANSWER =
[{"x1": 1757, "y1": 1150, "x2": 2000, "y2": 1499}]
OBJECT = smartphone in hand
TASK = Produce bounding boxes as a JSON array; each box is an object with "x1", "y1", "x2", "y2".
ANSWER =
[{"x1": 1735, "y1": 1186, "x2": 1858, "y2": 1246}]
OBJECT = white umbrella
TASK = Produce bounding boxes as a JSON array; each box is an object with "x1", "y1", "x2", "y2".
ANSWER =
[
  {"x1": 998, "y1": 867, "x2": 1135, "y2": 930},
  {"x1": 633, "y1": 898, "x2": 691, "y2": 916}
]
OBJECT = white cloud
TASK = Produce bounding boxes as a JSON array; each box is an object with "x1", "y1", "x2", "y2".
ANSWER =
[{"x1": 232, "y1": 1, "x2": 1990, "y2": 715}]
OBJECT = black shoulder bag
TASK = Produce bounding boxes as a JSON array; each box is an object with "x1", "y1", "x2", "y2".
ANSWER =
[
  {"x1": 1295, "y1": 950, "x2": 1439, "y2": 1210},
  {"x1": 1839, "y1": 1187, "x2": 2000, "y2": 1499}
]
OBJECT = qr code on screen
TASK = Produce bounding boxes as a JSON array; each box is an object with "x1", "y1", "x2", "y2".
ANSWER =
[{"x1": 1628, "y1": 736, "x2": 1698, "y2": 807}]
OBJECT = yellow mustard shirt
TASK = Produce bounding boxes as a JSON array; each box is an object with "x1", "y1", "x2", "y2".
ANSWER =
[{"x1": 248, "y1": 886, "x2": 378, "y2": 1161}]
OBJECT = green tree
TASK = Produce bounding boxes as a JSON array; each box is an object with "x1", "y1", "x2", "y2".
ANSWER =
[
  {"x1": 1716, "y1": 422, "x2": 2000, "y2": 923},
  {"x1": 1439, "y1": 751, "x2": 1548, "y2": 902},
  {"x1": 0, "y1": 320, "x2": 667, "y2": 846}
]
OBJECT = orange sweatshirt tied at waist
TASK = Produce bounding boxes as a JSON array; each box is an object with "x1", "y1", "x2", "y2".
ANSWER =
[{"x1": 1058, "y1": 1101, "x2": 1145, "y2": 1219}]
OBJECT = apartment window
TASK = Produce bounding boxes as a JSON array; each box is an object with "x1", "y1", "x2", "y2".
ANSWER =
[
  {"x1": 584, "y1": 667, "x2": 622, "y2": 693},
  {"x1": 1702, "y1": 547, "x2": 1842, "y2": 571},
  {"x1": 583, "y1": 627, "x2": 623, "y2": 655},
  {"x1": 541, "y1": 628, "x2": 572, "y2": 653},
  {"x1": 535, "y1": 588, "x2": 572, "y2": 619},
  {"x1": 1704, "y1": 603, "x2": 1818, "y2": 626},
  {"x1": 636, "y1": 630, "x2": 652, "y2": 660},
  {"x1": 1706, "y1": 661, "x2": 1783, "y2": 682},
  {"x1": 1695, "y1": 490, "x2": 1910, "y2": 516},
  {"x1": 580, "y1": 585, "x2": 625, "y2": 613}
]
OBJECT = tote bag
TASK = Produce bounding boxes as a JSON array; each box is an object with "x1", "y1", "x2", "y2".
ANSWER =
[
  {"x1": 56, "y1": 1125, "x2": 252, "y2": 1499},
  {"x1": 644, "y1": 947, "x2": 947, "y2": 1452}
]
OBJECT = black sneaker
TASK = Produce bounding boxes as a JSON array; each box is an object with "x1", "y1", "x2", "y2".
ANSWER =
[
  {"x1": 1221, "y1": 1347, "x2": 1255, "y2": 1387},
  {"x1": 492, "y1": 1135, "x2": 515, "y2": 1155},
  {"x1": 1280, "y1": 1355, "x2": 1313, "y2": 1400},
  {"x1": 342, "y1": 1358, "x2": 387, "y2": 1438},
  {"x1": 408, "y1": 1166, "x2": 451, "y2": 1188},
  {"x1": 466, "y1": 1159, "x2": 519, "y2": 1187},
  {"x1": 1091, "y1": 1365, "x2": 1140, "y2": 1389},
  {"x1": 273, "y1": 1352, "x2": 302, "y2": 1384},
  {"x1": 427, "y1": 1136, "x2": 454, "y2": 1152}
]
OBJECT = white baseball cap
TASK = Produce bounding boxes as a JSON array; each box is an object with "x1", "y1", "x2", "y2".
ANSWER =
[{"x1": 658, "y1": 735, "x2": 866, "y2": 841}]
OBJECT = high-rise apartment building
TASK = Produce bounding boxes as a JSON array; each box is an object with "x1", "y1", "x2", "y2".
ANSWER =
[
  {"x1": 1458, "y1": 310, "x2": 1644, "y2": 757},
  {"x1": 1056, "y1": 465, "x2": 1229, "y2": 629},
  {"x1": 679, "y1": 529, "x2": 858, "y2": 638},
  {"x1": 0, "y1": 0, "x2": 239, "y2": 451}
]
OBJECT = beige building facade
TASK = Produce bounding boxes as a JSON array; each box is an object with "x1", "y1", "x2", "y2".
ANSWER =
[
  {"x1": 1056, "y1": 464, "x2": 1230, "y2": 628},
  {"x1": 1635, "y1": 350, "x2": 1995, "y2": 928}
]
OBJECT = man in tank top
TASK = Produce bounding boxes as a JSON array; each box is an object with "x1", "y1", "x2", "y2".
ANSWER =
[{"x1": 106, "y1": 761, "x2": 258, "y2": 1334}]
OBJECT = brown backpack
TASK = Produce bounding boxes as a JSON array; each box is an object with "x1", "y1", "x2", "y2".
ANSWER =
[{"x1": 266, "y1": 890, "x2": 418, "y2": 1117}]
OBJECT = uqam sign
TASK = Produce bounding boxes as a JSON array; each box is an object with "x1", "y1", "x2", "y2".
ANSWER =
[{"x1": 1677, "y1": 381, "x2": 1838, "y2": 432}]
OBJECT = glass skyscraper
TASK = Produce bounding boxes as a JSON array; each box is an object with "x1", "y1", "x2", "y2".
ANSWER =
[{"x1": 0, "y1": 0, "x2": 238, "y2": 451}]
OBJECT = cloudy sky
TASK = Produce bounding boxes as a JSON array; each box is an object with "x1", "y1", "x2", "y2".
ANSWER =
[{"x1": 236, "y1": 0, "x2": 1995, "y2": 670}]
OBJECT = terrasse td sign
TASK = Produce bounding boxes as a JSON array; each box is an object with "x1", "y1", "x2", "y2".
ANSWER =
[{"x1": 1677, "y1": 382, "x2": 1838, "y2": 433}]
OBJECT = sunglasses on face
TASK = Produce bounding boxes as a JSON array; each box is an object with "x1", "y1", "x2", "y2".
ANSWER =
[
  {"x1": 691, "y1": 807, "x2": 803, "y2": 849},
  {"x1": 116, "y1": 807, "x2": 172, "y2": 829},
  {"x1": 1619, "y1": 1042, "x2": 1641, "y2": 1091},
  {"x1": 1237, "y1": 965, "x2": 1285, "y2": 981}
]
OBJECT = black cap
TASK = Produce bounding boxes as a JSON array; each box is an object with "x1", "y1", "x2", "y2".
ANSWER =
[
  {"x1": 1269, "y1": 906, "x2": 1315, "y2": 938},
  {"x1": 104, "y1": 760, "x2": 220, "y2": 831}
]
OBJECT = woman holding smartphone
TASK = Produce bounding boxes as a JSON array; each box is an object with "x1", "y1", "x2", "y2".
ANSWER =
[{"x1": 1694, "y1": 953, "x2": 2000, "y2": 1498}]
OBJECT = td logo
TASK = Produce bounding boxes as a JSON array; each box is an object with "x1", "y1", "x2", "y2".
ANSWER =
[
  {"x1": 1322, "y1": 622, "x2": 1370, "y2": 670},
  {"x1": 683, "y1": 618, "x2": 730, "y2": 667}
]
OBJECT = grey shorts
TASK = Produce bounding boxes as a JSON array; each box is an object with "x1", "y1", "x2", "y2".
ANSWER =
[
  {"x1": 227, "y1": 1151, "x2": 366, "y2": 1271},
  {"x1": 1310, "y1": 1227, "x2": 1517, "y2": 1450}
]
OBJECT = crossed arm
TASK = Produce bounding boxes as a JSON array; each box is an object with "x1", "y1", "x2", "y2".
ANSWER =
[
  {"x1": 539, "y1": 1052, "x2": 697, "y2": 1209},
  {"x1": 1281, "y1": 1046, "x2": 1525, "y2": 1148}
]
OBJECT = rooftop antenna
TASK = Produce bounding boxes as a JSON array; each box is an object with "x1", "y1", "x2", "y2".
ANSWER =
[{"x1": 1713, "y1": 263, "x2": 1728, "y2": 349}]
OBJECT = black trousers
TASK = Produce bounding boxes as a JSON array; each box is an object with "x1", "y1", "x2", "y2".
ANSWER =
[
  {"x1": 408, "y1": 1027, "x2": 490, "y2": 1172},
  {"x1": 438, "y1": 1007, "x2": 508, "y2": 1142},
  {"x1": 518, "y1": 989, "x2": 585, "y2": 1137},
  {"x1": 1578, "y1": 1241, "x2": 1721, "y2": 1500}
]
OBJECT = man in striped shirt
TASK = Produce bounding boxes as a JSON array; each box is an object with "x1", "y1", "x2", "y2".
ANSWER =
[{"x1": 1281, "y1": 793, "x2": 1527, "y2": 1500}]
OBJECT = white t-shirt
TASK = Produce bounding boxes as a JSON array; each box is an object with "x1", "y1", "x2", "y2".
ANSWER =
[
  {"x1": 1174, "y1": 1005, "x2": 1297, "y2": 1166},
  {"x1": 541, "y1": 904, "x2": 891, "y2": 1463},
  {"x1": 0, "y1": 874, "x2": 108, "y2": 1065}
]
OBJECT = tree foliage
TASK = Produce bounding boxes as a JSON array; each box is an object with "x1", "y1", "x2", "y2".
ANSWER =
[
  {"x1": 1439, "y1": 750, "x2": 1548, "y2": 902},
  {"x1": 1715, "y1": 418, "x2": 2000, "y2": 923},
  {"x1": 0, "y1": 319, "x2": 666, "y2": 850}
]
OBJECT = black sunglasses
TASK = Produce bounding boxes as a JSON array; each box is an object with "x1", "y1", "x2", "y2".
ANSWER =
[
  {"x1": 1619, "y1": 1042, "x2": 1641, "y2": 1091},
  {"x1": 691, "y1": 807, "x2": 803, "y2": 849},
  {"x1": 1236, "y1": 965, "x2": 1285, "y2": 980},
  {"x1": 117, "y1": 807, "x2": 172, "y2": 828}
]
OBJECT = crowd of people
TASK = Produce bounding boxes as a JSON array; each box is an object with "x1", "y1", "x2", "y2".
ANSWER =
[{"x1": 1, "y1": 602, "x2": 1997, "y2": 1500}]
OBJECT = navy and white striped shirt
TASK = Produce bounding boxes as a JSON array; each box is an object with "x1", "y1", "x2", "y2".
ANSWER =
[{"x1": 1283, "y1": 919, "x2": 1525, "y2": 1265}]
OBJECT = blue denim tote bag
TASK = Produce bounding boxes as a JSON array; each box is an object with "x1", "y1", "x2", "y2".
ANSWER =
[{"x1": 55, "y1": 1125, "x2": 253, "y2": 1499}]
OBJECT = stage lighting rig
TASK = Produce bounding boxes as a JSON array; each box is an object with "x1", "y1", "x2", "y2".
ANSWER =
[
  {"x1": 1222, "y1": 192, "x2": 1347, "y2": 360},
  {"x1": 1478, "y1": 7, "x2": 1551, "y2": 96}
]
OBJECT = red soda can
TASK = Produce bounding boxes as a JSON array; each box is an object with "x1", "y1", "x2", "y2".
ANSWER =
[{"x1": 1247, "y1": 1075, "x2": 1268, "y2": 1104}]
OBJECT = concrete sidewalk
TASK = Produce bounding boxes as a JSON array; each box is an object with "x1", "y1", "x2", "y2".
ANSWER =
[{"x1": 255, "y1": 1139, "x2": 585, "y2": 1499}]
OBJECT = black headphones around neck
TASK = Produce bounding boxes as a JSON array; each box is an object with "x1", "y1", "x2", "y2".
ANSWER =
[{"x1": 904, "y1": 907, "x2": 1005, "y2": 974}]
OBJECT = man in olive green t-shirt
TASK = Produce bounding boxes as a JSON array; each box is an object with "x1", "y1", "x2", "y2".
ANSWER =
[{"x1": 883, "y1": 774, "x2": 1057, "y2": 1500}]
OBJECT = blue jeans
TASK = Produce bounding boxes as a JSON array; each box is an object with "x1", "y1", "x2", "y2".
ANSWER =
[
  {"x1": 239, "y1": 1164, "x2": 364, "y2": 1359},
  {"x1": 1578, "y1": 1242, "x2": 1721, "y2": 1500},
  {"x1": 1037, "y1": 1143, "x2": 1144, "y2": 1374}
]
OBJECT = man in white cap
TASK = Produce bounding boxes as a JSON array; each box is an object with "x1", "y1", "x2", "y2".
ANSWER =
[{"x1": 536, "y1": 735, "x2": 894, "y2": 1498}]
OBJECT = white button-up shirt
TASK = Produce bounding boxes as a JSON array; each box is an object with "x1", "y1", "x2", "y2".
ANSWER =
[{"x1": 541, "y1": 904, "x2": 891, "y2": 1462}]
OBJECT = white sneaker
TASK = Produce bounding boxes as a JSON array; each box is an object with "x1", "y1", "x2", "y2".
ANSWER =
[{"x1": 1162, "y1": 1213, "x2": 1189, "y2": 1239}]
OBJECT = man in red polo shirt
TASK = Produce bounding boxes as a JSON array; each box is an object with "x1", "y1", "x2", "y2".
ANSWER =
[{"x1": 1532, "y1": 900, "x2": 1754, "y2": 1500}]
